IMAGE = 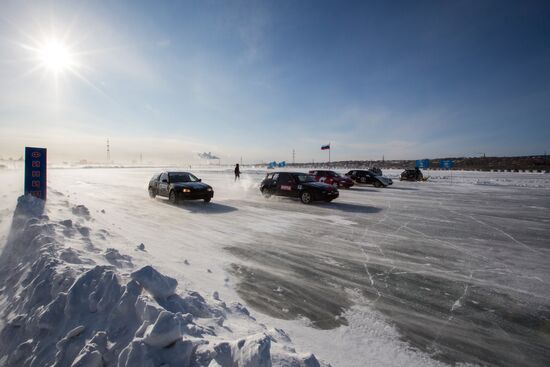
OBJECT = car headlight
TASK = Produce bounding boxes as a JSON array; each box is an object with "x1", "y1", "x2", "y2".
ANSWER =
[
  {"x1": 182, "y1": 188, "x2": 191, "y2": 193},
  {"x1": 207, "y1": 187, "x2": 212, "y2": 191}
]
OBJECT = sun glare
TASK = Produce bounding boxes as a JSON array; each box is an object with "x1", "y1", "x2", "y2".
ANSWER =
[
  {"x1": 20, "y1": 32, "x2": 101, "y2": 96},
  {"x1": 37, "y1": 38, "x2": 75, "y2": 73}
]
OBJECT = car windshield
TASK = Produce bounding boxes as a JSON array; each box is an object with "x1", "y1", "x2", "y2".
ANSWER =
[
  {"x1": 293, "y1": 173, "x2": 316, "y2": 183},
  {"x1": 169, "y1": 173, "x2": 199, "y2": 183}
]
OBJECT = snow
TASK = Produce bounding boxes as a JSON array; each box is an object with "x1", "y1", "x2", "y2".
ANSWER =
[
  {"x1": 0, "y1": 192, "x2": 325, "y2": 367},
  {"x1": 131, "y1": 265, "x2": 178, "y2": 298},
  {"x1": 0, "y1": 167, "x2": 549, "y2": 367}
]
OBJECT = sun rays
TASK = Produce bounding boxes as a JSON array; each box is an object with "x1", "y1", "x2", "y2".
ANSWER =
[{"x1": 36, "y1": 38, "x2": 76, "y2": 74}]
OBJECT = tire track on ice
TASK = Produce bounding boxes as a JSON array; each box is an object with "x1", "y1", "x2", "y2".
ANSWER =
[
  {"x1": 350, "y1": 200, "x2": 392, "y2": 305},
  {"x1": 466, "y1": 214, "x2": 543, "y2": 255}
]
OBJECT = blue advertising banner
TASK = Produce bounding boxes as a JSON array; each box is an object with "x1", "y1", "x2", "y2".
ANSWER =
[
  {"x1": 439, "y1": 159, "x2": 453, "y2": 169},
  {"x1": 24, "y1": 147, "x2": 47, "y2": 200},
  {"x1": 415, "y1": 159, "x2": 429, "y2": 169},
  {"x1": 268, "y1": 161, "x2": 286, "y2": 169}
]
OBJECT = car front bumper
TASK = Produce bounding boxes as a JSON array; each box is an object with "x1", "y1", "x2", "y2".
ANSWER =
[
  {"x1": 317, "y1": 190, "x2": 339, "y2": 200},
  {"x1": 339, "y1": 181, "x2": 354, "y2": 188},
  {"x1": 177, "y1": 190, "x2": 214, "y2": 200}
]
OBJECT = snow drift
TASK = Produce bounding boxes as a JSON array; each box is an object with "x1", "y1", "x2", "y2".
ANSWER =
[{"x1": 0, "y1": 195, "x2": 324, "y2": 367}]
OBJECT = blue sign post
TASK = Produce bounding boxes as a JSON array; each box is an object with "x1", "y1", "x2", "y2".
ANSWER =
[
  {"x1": 24, "y1": 147, "x2": 47, "y2": 200},
  {"x1": 439, "y1": 160, "x2": 453, "y2": 169},
  {"x1": 439, "y1": 159, "x2": 454, "y2": 185},
  {"x1": 267, "y1": 161, "x2": 286, "y2": 169},
  {"x1": 415, "y1": 159, "x2": 429, "y2": 169}
]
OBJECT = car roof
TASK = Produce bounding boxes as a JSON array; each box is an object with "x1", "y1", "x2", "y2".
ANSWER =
[
  {"x1": 269, "y1": 171, "x2": 309, "y2": 175},
  {"x1": 166, "y1": 171, "x2": 192, "y2": 175}
]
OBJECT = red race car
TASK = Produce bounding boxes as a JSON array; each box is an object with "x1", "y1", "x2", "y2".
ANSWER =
[{"x1": 308, "y1": 170, "x2": 354, "y2": 189}]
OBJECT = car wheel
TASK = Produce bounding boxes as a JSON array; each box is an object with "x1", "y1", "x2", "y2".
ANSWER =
[
  {"x1": 261, "y1": 188, "x2": 271, "y2": 198},
  {"x1": 300, "y1": 191, "x2": 312, "y2": 204},
  {"x1": 374, "y1": 181, "x2": 382, "y2": 188},
  {"x1": 204, "y1": 197, "x2": 211, "y2": 203},
  {"x1": 169, "y1": 190, "x2": 178, "y2": 204},
  {"x1": 148, "y1": 187, "x2": 156, "y2": 198}
]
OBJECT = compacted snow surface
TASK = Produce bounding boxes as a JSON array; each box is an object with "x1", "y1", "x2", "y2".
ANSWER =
[{"x1": 0, "y1": 167, "x2": 549, "y2": 367}]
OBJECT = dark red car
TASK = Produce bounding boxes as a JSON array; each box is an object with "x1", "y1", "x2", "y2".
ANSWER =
[{"x1": 308, "y1": 170, "x2": 354, "y2": 189}]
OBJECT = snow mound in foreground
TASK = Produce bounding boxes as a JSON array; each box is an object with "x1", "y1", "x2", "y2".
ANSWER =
[{"x1": 0, "y1": 195, "x2": 324, "y2": 367}]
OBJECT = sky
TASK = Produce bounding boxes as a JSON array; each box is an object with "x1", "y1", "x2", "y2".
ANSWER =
[{"x1": 1, "y1": 0, "x2": 549, "y2": 164}]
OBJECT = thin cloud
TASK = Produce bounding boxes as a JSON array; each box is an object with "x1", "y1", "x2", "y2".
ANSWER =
[{"x1": 156, "y1": 39, "x2": 171, "y2": 48}]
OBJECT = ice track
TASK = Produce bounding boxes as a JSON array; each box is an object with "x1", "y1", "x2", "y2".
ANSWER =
[{"x1": 0, "y1": 167, "x2": 549, "y2": 367}]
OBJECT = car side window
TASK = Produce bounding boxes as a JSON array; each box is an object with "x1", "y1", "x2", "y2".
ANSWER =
[
  {"x1": 160, "y1": 172, "x2": 168, "y2": 182},
  {"x1": 278, "y1": 173, "x2": 291, "y2": 183},
  {"x1": 272, "y1": 173, "x2": 279, "y2": 182}
]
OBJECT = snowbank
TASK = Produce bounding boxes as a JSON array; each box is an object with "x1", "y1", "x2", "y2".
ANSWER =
[{"x1": 0, "y1": 195, "x2": 325, "y2": 367}]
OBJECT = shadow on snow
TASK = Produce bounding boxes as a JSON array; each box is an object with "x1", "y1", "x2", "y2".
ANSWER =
[{"x1": 158, "y1": 199, "x2": 238, "y2": 214}]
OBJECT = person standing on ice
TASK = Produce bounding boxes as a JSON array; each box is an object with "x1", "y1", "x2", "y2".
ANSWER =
[{"x1": 234, "y1": 163, "x2": 241, "y2": 181}]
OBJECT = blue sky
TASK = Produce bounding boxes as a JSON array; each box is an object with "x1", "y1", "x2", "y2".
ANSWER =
[{"x1": 1, "y1": 0, "x2": 549, "y2": 163}]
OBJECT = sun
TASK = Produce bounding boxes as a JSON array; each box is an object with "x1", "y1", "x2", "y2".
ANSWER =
[
  {"x1": 16, "y1": 29, "x2": 107, "y2": 96},
  {"x1": 18, "y1": 32, "x2": 105, "y2": 97},
  {"x1": 37, "y1": 38, "x2": 75, "y2": 73}
]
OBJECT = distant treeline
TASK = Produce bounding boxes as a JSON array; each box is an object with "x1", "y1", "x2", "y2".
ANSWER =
[{"x1": 286, "y1": 155, "x2": 550, "y2": 172}]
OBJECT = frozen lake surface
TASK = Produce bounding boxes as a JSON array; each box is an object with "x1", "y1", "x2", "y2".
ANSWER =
[{"x1": 0, "y1": 167, "x2": 549, "y2": 366}]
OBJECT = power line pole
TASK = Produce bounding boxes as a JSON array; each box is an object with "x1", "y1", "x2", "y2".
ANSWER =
[
  {"x1": 107, "y1": 139, "x2": 110, "y2": 162},
  {"x1": 292, "y1": 149, "x2": 295, "y2": 164}
]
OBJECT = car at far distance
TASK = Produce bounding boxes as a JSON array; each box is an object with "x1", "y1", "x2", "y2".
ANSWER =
[
  {"x1": 400, "y1": 168, "x2": 425, "y2": 181},
  {"x1": 148, "y1": 171, "x2": 214, "y2": 203},
  {"x1": 260, "y1": 171, "x2": 339, "y2": 204},
  {"x1": 308, "y1": 170, "x2": 354, "y2": 189},
  {"x1": 345, "y1": 170, "x2": 393, "y2": 187}
]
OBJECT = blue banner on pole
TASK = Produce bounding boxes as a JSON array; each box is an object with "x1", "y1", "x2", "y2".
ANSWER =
[
  {"x1": 415, "y1": 159, "x2": 429, "y2": 169},
  {"x1": 268, "y1": 161, "x2": 286, "y2": 169},
  {"x1": 439, "y1": 159, "x2": 453, "y2": 169},
  {"x1": 24, "y1": 147, "x2": 47, "y2": 200}
]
